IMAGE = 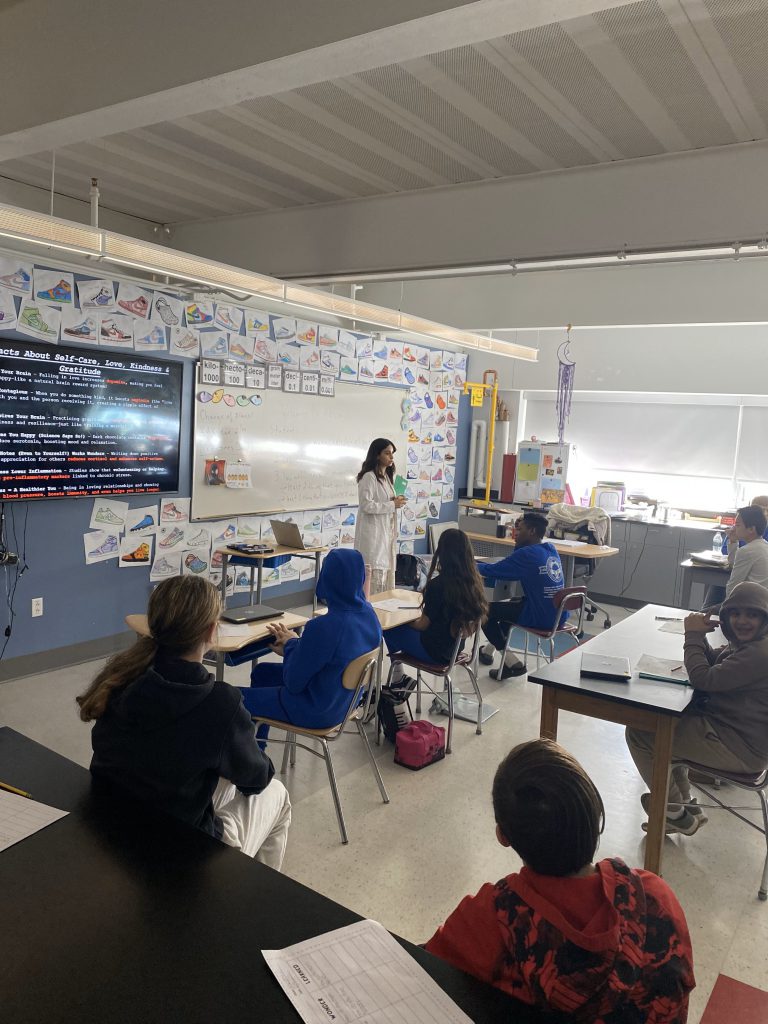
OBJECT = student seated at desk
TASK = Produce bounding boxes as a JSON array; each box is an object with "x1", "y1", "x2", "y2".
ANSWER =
[
  {"x1": 426, "y1": 739, "x2": 694, "y2": 1023},
  {"x1": 724, "y1": 504, "x2": 768, "y2": 597},
  {"x1": 627, "y1": 581, "x2": 768, "y2": 835},
  {"x1": 476, "y1": 512, "x2": 566, "y2": 679},
  {"x1": 77, "y1": 576, "x2": 291, "y2": 870},
  {"x1": 382, "y1": 529, "x2": 487, "y2": 683},
  {"x1": 242, "y1": 548, "x2": 381, "y2": 733}
]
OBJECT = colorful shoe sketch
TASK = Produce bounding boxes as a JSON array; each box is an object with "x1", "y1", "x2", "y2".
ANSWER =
[
  {"x1": 435, "y1": 413, "x2": 446, "y2": 426},
  {"x1": 340, "y1": 531, "x2": 355, "y2": 545},
  {"x1": 340, "y1": 362, "x2": 357, "y2": 376},
  {"x1": 220, "y1": 524, "x2": 236, "y2": 542},
  {"x1": 229, "y1": 340, "x2": 249, "y2": 359},
  {"x1": 83, "y1": 287, "x2": 112, "y2": 308},
  {"x1": 402, "y1": 507, "x2": 415, "y2": 521},
  {"x1": 254, "y1": 338, "x2": 274, "y2": 361},
  {"x1": 306, "y1": 514, "x2": 322, "y2": 531},
  {"x1": 0, "y1": 269, "x2": 31, "y2": 292},
  {"x1": 422, "y1": 433, "x2": 432, "y2": 445},
  {"x1": 122, "y1": 542, "x2": 150, "y2": 563},
  {"x1": 130, "y1": 514, "x2": 155, "y2": 532},
  {"x1": 301, "y1": 349, "x2": 320, "y2": 369},
  {"x1": 64, "y1": 317, "x2": 97, "y2": 339},
  {"x1": 101, "y1": 320, "x2": 131, "y2": 341},
  {"x1": 91, "y1": 535, "x2": 118, "y2": 556},
  {"x1": 444, "y1": 451, "x2": 455, "y2": 463},
  {"x1": 95, "y1": 507, "x2": 123, "y2": 526},
  {"x1": 433, "y1": 432, "x2": 444, "y2": 443},
  {"x1": 37, "y1": 279, "x2": 72, "y2": 303},
  {"x1": 186, "y1": 303, "x2": 213, "y2": 325},
  {"x1": 432, "y1": 468, "x2": 443, "y2": 482},
  {"x1": 0, "y1": 309, "x2": 11, "y2": 323},
  {"x1": 375, "y1": 364, "x2": 389, "y2": 380},
  {"x1": 424, "y1": 393, "x2": 434, "y2": 409},
  {"x1": 184, "y1": 553, "x2": 208, "y2": 574},
  {"x1": 20, "y1": 306, "x2": 58, "y2": 338},
  {"x1": 211, "y1": 550, "x2": 224, "y2": 569},
  {"x1": 173, "y1": 331, "x2": 197, "y2": 352},
  {"x1": 407, "y1": 449, "x2": 418, "y2": 465},
  {"x1": 155, "y1": 297, "x2": 180, "y2": 325},
  {"x1": 159, "y1": 527, "x2": 184, "y2": 549},
  {"x1": 429, "y1": 502, "x2": 439, "y2": 518},
  {"x1": 408, "y1": 429, "x2": 420, "y2": 443},
  {"x1": 161, "y1": 502, "x2": 185, "y2": 521},
  {"x1": 152, "y1": 557, "x2": 177, "y2": 577},
  {"x1": 216, "y1": 308, "x2": 239, "y2": 331},
  {"x1": 436, "y1": 394, "x2": 447, "y2": 410},
  {"x1": 235, "y1": 571, "x2": 250, "y2": 588},
  {"x1": 404, "y1": 367, "x2": 416, "y2": 385},
  {"x1": 186, "y1": 529, "x2": 208, "y2": 548},
  {"x1": 119, "y1": 295, "x2": 149, "y2": 318},
  {"x1": 341, "y1": 512, "x2": 356, "y2": 526},
  {"x1": 137, "y1": 326, "x2": 166, "y2": 347},
  {"x1": 274, "y1": 324, "x2": 294, "y2": 340},
  {"x1": 446, "y1": 411, "x2": 458, "y2": 426},
  {"x1": 204, "y1": 336, "x2": 228, "y2": 356}
]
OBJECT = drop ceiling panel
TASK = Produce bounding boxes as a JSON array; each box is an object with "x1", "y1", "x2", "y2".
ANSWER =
[{"x1": 705, "y1": 0, "x2": 768, "y2": 128}]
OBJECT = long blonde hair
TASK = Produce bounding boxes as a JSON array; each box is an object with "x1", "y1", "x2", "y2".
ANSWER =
[{"x1": 77, "y1": 576, "x2": 221, "y2": 722}]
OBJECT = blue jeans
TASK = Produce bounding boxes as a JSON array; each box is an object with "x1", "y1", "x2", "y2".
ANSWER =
[{"x1": 383, "y1": 624, "x2": 433, "y2": 668}]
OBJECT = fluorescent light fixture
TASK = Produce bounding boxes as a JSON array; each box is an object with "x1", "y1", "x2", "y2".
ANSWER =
[
  {"x1": 0, "y1": 202, "x2": 102, "y2": 257},
  {"x1": 284, "y1": 283, "x2": 401, "y2": 330}
]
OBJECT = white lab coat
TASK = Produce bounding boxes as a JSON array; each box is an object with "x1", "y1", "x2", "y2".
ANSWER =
[{"x1": 354, "y1": 471, "x2": 397, "y2": 571}]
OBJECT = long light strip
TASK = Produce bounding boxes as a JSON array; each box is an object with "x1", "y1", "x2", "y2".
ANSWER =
[{"x1": 0, "y1": 203, "x2": 537, "y2": 361}]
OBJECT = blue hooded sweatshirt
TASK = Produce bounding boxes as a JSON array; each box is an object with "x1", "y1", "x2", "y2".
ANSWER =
[
  {"x1": 243, "y1": 548, "x2": 382, "y2": 728},
  {"x1": 477, "y1": 542, "x2": 566, "y2": 630}
]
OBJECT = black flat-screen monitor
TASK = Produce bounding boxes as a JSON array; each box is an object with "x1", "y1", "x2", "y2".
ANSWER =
[{"x1": 0, "y1": 339, "x2": 182, "y2": 500}]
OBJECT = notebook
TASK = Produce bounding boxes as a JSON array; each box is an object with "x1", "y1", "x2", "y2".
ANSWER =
[
  {"x1": 689, "y1": 549, "x2": 729, "y2": 566},
  {"x1": 580, "y1": 653, "x2": 632, "y2": 681},
  {"x1": 270, "y1": 519, "x2": 306, "y2": 549},
  {"x1": 636, "y1": 654, "x2": 689, "y2": 685},
  {"x1": 220, "y1": 604, "x2": 284, "y2": 624}
]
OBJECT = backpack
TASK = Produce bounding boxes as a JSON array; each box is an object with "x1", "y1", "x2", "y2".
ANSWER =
[
  {"x1": 376, "y1": 676, "x2": 418, "y2": 743},
  {"x1": 395, "y1": 553, "x2": 428, "y2": 590}
]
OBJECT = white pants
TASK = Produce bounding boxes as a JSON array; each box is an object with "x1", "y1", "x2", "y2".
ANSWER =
[{"x1": 212, "y1": 778, "x2": 291, "y2": 871}]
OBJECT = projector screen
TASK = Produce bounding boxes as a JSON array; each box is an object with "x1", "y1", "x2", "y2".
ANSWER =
[{"x1": 0, "y1": 339, "x2": 182, "y2": 501}]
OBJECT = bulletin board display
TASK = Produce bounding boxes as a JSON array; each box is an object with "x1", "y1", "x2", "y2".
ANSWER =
[{"x1": 191, "y1": 378, "x2": 408, "y2": 519}]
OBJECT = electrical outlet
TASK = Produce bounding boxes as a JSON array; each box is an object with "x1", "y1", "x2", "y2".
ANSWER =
[{"x1": 31, "y1": 597, "x2": 43, "y2": 617}]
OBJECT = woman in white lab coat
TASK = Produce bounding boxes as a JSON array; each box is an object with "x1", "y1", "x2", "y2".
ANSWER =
[{"x1": 354, "y1": 438, "x2": 406, "y2": 594}]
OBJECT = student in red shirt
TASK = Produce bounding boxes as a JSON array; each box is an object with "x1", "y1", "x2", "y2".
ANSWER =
[{"x1": 426, "y1": 739, "x2": 694, "y2": 1023}]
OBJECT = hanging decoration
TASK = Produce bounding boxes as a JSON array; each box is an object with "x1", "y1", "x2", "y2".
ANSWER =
[{"x1": 556, "y1": 324, "x2": 576, "y2": 444}]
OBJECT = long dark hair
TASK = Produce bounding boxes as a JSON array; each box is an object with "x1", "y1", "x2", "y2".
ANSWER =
[
  {"x1": 356, "y1": 437, "x2": 396, "y2": 483},
  {"x1": 426, "y1": 529, "x2": 488, "y2": 636},
  {"x1": 77, "y1": 576, "x2": 220, "y2": 722}
]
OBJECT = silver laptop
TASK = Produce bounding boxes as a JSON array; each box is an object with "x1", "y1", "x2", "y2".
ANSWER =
[
  {"x1": 580, "y1": 653, "x2": 632, "y2": 682},
  {"x1": 270, "y1": 519, "x2": 306, "y2": 549}
]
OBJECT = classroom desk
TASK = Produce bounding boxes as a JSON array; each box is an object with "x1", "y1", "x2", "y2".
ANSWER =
[
  {"x1": 679, "y1": 558, "x2": 730, "y2": 608},
  {"x1": 463, "y1": 530, "x2": 619, "y2": 587},
  {"x1": 527, "y1": 604, "x2": 693, "y2": 876},
  {"x1": 0, "y1": 727, "x2": 536, "y2": 1024},
  {"x1": 125, "y1": 610, "x2": 308, "y2": 683},
  {"x1": 217, "y1": 543, "x2": 327, "y2": 612}
]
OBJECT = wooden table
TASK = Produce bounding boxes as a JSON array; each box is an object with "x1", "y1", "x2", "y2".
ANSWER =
[
  {"x1": 527, "y1": 604, "x2": 694, "y2": 875},
  {"x1": 125, "y1": 610, "x2": 308, "y2": 682},
  {"x1": 217, "y1": 543, "x2": 327, "y2": 612},
  {"x1": 679, "y1": 557, "x2": 730, "y2": 608},
  {"x1": 0, "y1": 728, "x2": 538, "y2": 1024},
  {"x1": 463, "y1": 530, "x2": 619, "y2": 587}
]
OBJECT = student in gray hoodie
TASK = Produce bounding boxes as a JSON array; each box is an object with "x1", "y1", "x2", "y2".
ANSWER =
[{"x1": 627, "y1": 581, "x2": 768, "y2": 836}]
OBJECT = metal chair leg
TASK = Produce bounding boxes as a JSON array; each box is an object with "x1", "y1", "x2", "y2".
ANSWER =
[
  {"x1": 355, "y1": 718, "x2": 390, "y2": 804},
  {"x1": 280, "y1": 732, "x2": 292, "y2": 774},
  {"x1": 321, "y1": 738, "x2": 349, "y2": 845},
  {"x1": 289, "y1": 733, "x2": 297, "y2": 767},
  {"x1": 445, "y1": 670, "x2": 454, "y2": 754},
  {"x1": 549, "y1": 637, "x2": 555, "y2": 663},
  {"x1": 758, "y1": 788, "x2": 768, "y2": 901},
  {"x1": 415, "y1": 669, "x2": 422, "y2": 715},
  {"x1": 465, "y1": 665, "x2": 483, "y2": 735}
]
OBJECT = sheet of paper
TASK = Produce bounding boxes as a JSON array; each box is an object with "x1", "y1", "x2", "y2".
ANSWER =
[
  {"x1": 0, "y1": 790, "x2": 68, "y2": 853},
  {"x1": 659, "y1": 620, "x2": 685, "y2": 634},
  {"x1": 372, "y1": 598, "x2": 418, "y2": 612},
  {"x1": 553, "y1": 538, "x2": 590, "y2": 548},
  {"x1": 263, "y1": 919, "x2": 473, "y2": 1024},
  {"x1": 216, "y1": 622, "x2": 261, "y2": 638}
]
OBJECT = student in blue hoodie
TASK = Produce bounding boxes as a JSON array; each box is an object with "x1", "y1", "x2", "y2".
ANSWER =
[
  {"x1": 77, "y1": 575, "x2": 291, "y2": 869},
  {"x1": 242, "y1": 548, "x2": 382, "y2": 732},
  {"x1": 476, "y1": 512, "x2": 566, "y2": 679}
]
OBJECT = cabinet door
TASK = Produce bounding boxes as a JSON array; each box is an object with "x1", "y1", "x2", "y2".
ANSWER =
[
  {"x1": 622, "y1": 523, "x2": 679, "y2": 605},
  {"x1": 589, "y1": 520, "x2": 626, "y2": 597}
]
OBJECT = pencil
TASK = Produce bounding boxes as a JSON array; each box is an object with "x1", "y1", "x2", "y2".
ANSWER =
[{"x1": 0, "y1": 780, "x2": 32, "y2": 798}]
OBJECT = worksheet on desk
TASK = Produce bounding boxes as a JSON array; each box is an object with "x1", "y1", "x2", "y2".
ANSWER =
[
  {"x1": 372, "y1": 598, "x2": 418, "y2": 612},
  {"x1": 263, "y1": 919, "x2": 473, "y2": 1024},
  {"x1": 0, "y1": 790, "x2": 68, "y2": 853}
]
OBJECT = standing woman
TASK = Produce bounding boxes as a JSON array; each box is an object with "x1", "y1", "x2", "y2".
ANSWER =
[{"x1": 354, "y1": 437, "x2": 406, "y2": 594}]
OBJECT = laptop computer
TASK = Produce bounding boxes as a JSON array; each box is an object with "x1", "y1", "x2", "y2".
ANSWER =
[
  {"x1": 270, "y1": 519, "x2": 306, "y2": 549},
  {"x1": 580, "y1": 653, "x2": 632, "y2": 682},
  {"x1": 220, "y1": 604, "x2": 284, "y2": 624}
]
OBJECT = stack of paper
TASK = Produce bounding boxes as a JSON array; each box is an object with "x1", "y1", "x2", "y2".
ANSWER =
[
  {"x1": 0, "y1": 790, "x2": 68, "y2": 852},
  {"x1": 636, "y1": 654, "x2": 689, "y2": 685}
]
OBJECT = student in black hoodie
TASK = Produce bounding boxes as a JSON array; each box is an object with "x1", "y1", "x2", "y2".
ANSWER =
[{"x1": 77, "y1": 575, "x2": 291, "y2": 869}]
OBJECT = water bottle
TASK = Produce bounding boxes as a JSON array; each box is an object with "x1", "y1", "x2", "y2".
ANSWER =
[{"x1": 713, "y1": 531, "x2": 723, "y2": 554}]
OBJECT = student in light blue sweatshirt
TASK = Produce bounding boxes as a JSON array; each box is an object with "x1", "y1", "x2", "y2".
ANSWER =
[{"x1": 476, "y1": 512, "x2": 567, "y2": 680}]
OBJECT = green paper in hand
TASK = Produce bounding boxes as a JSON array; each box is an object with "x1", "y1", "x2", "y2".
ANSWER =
[{"x1": 394, "y1": 474, "x2": 408, "y2": 497}]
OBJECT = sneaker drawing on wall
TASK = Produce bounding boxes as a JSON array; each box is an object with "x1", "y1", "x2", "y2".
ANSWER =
[
  {"x1": 186, "y1": 303, "x2": 213, "y2": 325},
  {"x1": 404, "y1": 367, "x2": 416, "y2": 385},
  {"x1": 161, "y1": 502, "x2": 185, "y2": 521},
  {"x1": 118, "y1": 294, "x2": 149, "y2": 318},
  {"x1": 236, "y1": 571, "x2": 250, "y2": 588},
  {"x1": 0, "y1": 268, "x2": 31, "y2": 292},
  {"x1": 137, "y1": 326, "x2": 165, "y2": 347},
  {"x1": 204, "y1": 336, "x2": 228, "y2": 357},
  {"x1": 64, "y1": 317, "x2": 97, "y2": 339},
  {"x1": 20, "y1": 306, "x2": 58, "y2": 338},
  {"x1": 429, "y1": 502, "x2": 439, "y2": 518},
  {"x1": 216, "y1": 308, "x2": 239, "y2": 331},
  {"x1": 274, "y1": 324, "x2": 294, "y2": 340},
  {"x1": 95, "y1": 507, "x2": 123, "y2": 526},
  {"x1": 341, "y1": 512, "x2": 356, "y2": 526},
  {"x1": 83, "y1": 287, "x2": 112, "y2": 308},
  {"x1": 130, "y1": 514, "x2": 155, "y2": 532},
  {"x1": 155, "y1": 297, "x2": 180, "y2": 325},
  {"x1": 159, "y1": 527, "x2": 184, "y2": 548},
  {"x1": 91, "y1": 535, "x2": 118, "y2": 556},
  {"x1": 152, "y1": 557, "x2": 177, "y2": 577},
  {"x1": 37, "y1": 279, "x2": 72, "y2": 303},
  {"x1": 220, "y1": 524, "x2": 236, "y2": 542},
  {"x1": 101, "y1": 320, "x2": 131, "y2": 341},
  {"x1": 407, "y1": 449, "x2": 418, "y2": 465},
  {"x1": 185, "y1": 553, "x2": 208, "y2": 574},
  {"x1": 122, "y1": 542, "x2": 150, "y2": 563},
  {"x1": 229, "y1": 340, "x2": 249, "y2": 359},
  {"x1": 185, "y1": 528, "x2": 208, "y2": 548},
  {"x1": 173, "y1": 331, "x2": 197, "y2": 352}
]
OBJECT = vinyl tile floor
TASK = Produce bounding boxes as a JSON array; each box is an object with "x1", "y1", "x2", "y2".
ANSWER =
[{"x1": 1, "y1": 600, "x2": 765, "y2": 1024}]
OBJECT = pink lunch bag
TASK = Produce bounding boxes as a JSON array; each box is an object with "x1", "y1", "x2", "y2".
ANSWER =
[{"x1": 394, "y1": 720, "x2": 446, "y2": 770}]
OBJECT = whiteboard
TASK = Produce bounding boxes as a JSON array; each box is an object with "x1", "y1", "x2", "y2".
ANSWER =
[{"x1": 192, "y1": 379, "x2": 409, "y2": 519}]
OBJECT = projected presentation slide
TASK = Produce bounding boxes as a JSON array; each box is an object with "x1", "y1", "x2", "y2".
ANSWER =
[{"x1": 0, "y1": 340, "x2": 182, "y2": 500}]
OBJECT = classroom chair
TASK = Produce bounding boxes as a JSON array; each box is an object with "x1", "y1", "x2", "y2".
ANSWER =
[
  {"x1": 250, "y1": 648, "x2": 388, "y2": 845},
  {"x1": 547, "y1": 504, "x2": 613, "y2": 628},
  {"x1": 504, "y1": 586, "x2": 587, "y2": 672},
  {"x1": 381, "y1": 626, "x2": 484, "y2": 755},
  {"x1": 685, "y1": 759, "x2": 768, "y2": 901}
]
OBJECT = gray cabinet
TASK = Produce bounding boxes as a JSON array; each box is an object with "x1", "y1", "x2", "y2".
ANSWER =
[
  {"x1": 621, "y1": 523, "x2": 680, "y2": 606},
  {"x1": 589, "y1": 520, "x2": 626, "y2": 597}
]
